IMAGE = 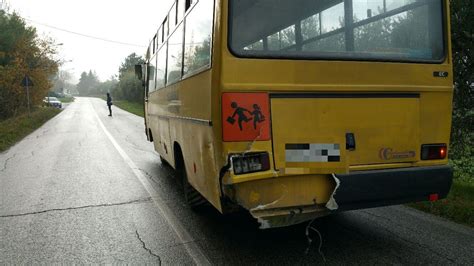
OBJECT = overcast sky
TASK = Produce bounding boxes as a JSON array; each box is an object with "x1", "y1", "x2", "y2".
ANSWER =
[
  {"x1": 8, "y1": 0, "x2": 173, "y2": 83},
  {"x1": 6, "y1": 0, "x2": 406, "y2": 83}
]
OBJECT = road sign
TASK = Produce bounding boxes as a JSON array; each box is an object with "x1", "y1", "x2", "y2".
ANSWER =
[
  {"x1": 21, "y1": 75, "x2": 33, "y2": 117},
  {"x1": 21, "y1": 75, "x2": 34, "y2": 87}
]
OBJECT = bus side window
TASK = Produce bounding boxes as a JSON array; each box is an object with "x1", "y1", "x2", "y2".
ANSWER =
[
  {"x1": 156, "y1": 43, "x2": 168, "y2": 89},
  {"x1": 183, "y1": 0, "x2": 213, "y2": 77},
  {"x1": 158, "y1": 26, "x2": 162, "y2": 48},
  {"x1": 167, "y1": 23, "x2": 184, "y2": 85},
  {"x1": 163, "y1": 17, "x2": 168, "y2": 39},
  {"x1": 148, "y1": 55, "x2": 156, "y2": 93},
  {"x1": 177, "y1": 0, "x2": 185, "y2": 23},
  {"x1": 169, "y1": 2, "x2": 177, "y2": 30},
  {"x1": 185, "y1": 0, "x2": 194, "y2": 12}
]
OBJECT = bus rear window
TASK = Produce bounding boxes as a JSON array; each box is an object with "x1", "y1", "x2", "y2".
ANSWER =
[{"x1": 229, "y1": 0, "x2": 445, "y2": 62}]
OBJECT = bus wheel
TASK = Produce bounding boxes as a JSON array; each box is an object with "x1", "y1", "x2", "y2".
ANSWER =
[
  {"x1": 159, "y1": 155, "x2": 170, "y2": 167},
  {"x1": 174, "y1": 147, "x2": 207, "y2": 209},
  {"x1": 181, "y1": 169, "x2": 208, "y2": 209}
]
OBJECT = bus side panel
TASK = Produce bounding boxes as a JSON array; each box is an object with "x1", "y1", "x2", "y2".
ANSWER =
[
  {"x1": 171, "y1": 120, "x2": 222, "y2": 210},
  {"x1": 159, "y1": 118, "x2": 172, "y2": 163},
  {"x1": 147, "y1": 94, "x2": 173, "y2": 165},
  {"x1": 148, "y1": 69, "x2": 222, "y2": 211},
  {"x1": 144, "y1": 0, "x2": 224, "y2": 212}
]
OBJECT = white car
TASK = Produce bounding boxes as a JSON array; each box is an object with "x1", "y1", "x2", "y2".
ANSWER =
[{"x1": 43, "y1": 97, "x2": 62, "y2": 108}]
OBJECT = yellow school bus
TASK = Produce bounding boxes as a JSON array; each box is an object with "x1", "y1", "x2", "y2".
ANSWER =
[{"x1": 136, "y1": 0, "x2": 453, "y2": 228}]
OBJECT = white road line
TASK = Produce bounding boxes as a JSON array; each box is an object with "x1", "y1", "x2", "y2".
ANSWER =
[{"x1": 91, "y1": 100, "x2": 211, "y2": 265}]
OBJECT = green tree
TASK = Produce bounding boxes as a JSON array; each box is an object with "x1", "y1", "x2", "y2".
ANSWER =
[
  {"x1": 118, "y1": 53, "x2": 144, "y2": 79},
  {"x1": 0, "y1": 10, "x2": 59, "y2": 119},
  {"x1": 96, "y1": 76, "x2": 118, "y2": 95},
  {"x1": 52, "y1": 70, "x2": 73, "y2": 95},
  {"x1": 112, "y1": 53, "x2": 144, "y2": 103},
  {"x1": 76, "y1": 70, "x2": 100, "y2": 96}
]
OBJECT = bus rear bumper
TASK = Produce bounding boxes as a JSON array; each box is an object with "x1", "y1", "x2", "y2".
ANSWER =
[
  {"x1": 243, "y1": 165, "x2": 452, "y2": 229},
  {"x1": 333, "y1": 165, "x2": 453, "y2": 211}
]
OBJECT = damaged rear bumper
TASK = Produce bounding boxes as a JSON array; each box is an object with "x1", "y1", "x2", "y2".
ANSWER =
[
  {"x1": 226, "y1": 165, "x2": 452, "y2": 229},
  {"x1": 333, "y1": 165, "x2": 453, "y2": 211},
  {"x1": 251, "y1": 205, "x2": 331, "y2": 229}
]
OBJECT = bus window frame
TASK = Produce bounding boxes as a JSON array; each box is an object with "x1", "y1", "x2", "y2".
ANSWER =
[
  {"x1": 149, "y1": 0, "x2": 215, "y2": 93},
  {"x1": 169, "y1": 2, "x2": 177, "y2": 32},
  {"x1": 158, "y1": 25, "x2": 162, "y2": 48},
  {"x1": 155, "y1": 41, "x2": 168, "y2": 91},
  {"x1": 185, "y1": 0, "x2": 197, "y2": 13},
  {"x1": 166, "y1": 21, "x2": 185, "y2": 87},
  {"x1": 177, "y1": 0, "x2": 185, "y2": 23},
  {"x1": 148, "y1": 53, "x2": 158, "y2": 94},
  {"x1": 182, "y1": 0, "x2": 215, "y2": 80},
  {"x1": 227, "y1": 0, "x2": 448, "y2": 64},
  {"x1": 164, "y1": 17, "x2": 169, "y2": 38}
]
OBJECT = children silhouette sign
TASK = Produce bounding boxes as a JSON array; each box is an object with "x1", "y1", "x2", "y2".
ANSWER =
[
  {"x1": 222, "y1": 93, "x2": 270, "y2": 142},
  {"x1": 227, "y1": 102, "x2": 266, "y2": 131}
]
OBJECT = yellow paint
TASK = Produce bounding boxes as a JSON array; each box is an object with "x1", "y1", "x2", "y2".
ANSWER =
[
  {"x1": 233, "y1": 174, "x2": 335, "y2": 210},
  {"x1": 249, "y1": 191, "x2": 260, "y2": 204},
  {"x1": 143, "y1": 0, "x2": 454, "y2": 222}
]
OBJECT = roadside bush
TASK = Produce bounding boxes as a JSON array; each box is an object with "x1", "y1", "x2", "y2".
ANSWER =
[{"x1": 449, "y1": 0, "x2": 473, "y2": 183}]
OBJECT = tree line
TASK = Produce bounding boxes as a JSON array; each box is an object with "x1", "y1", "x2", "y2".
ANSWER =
[{"x1": 75, "y1": 53, "x2": 144, "y2": 103}]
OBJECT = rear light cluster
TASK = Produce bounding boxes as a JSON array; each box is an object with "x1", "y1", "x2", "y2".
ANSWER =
[
  {"x1": 421, "y1": 144, "x2": 447, "y2": 160},
  {"x1": 231, "y1": 152, "x2": 270, "y2": 175}
]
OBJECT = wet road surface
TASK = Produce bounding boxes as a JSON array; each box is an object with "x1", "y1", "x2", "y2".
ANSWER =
[{"x1": 1, "y1": 97, "x2": 473, "y2": 264}]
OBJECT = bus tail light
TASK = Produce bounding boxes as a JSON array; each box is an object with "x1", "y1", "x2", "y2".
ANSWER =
[
  {"x1": 429, "y1": 194, "x2": 439, "y2": 202},
  {"x1": 231, "y1": 152, "x2": 270, "y2": 175},
  {"x1": 421, "y1": 144, "x2": 447, "y2": 160}
]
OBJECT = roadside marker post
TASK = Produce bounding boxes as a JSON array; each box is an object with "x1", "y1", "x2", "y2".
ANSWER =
[{"x1": 21, "y1": 75, "x2": 34, "y2": 117}]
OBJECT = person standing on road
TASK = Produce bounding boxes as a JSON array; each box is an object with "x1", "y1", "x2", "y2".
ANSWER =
[{"x1": 106, "y1": 93, "x2": 113, "y2": 116}]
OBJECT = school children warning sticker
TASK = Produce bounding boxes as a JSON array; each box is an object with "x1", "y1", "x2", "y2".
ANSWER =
[{"x1": 222, "y1": 93, "x2": 270, "y2": 142}]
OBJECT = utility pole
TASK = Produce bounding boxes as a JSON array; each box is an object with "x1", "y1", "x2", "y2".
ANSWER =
[{"x1": 26, "y1": 80, "x2": 30, "y2": 116}]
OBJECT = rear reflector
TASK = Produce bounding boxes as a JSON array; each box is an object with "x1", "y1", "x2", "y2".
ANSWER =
[
  {"x1": 231, "y1": 152, "x2": 270, "y2": 175},
  {"x1": 429, "y1": 194, "x2": 439, "y2": 202},
  {"x1": 421, "y1": 144, "x2": 447, "y2": 160}
]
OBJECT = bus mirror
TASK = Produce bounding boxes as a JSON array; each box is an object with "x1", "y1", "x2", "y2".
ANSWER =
[{"x1": 135, "y1": 64, "x2": 143, "y2": 80}]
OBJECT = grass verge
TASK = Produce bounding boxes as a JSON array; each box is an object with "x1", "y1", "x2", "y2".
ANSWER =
[
  {"x1": 408, "y1": 178, "x2": 474, "y2": 227},
  {"x1": 0, "y1": 107, "x2": 61, "y2": 152},
  {"x1": 113, "y1": 100, "x2": 144, "y2": 117}
]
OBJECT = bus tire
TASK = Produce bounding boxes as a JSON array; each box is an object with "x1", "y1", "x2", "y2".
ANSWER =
[
  {"x1": 160, "y1": 155, "x2": 170, "y2": 167},
  {"x1": 182, "y1": 170, "x2": 208, "y2": 209},
  {"x1": 174, "y1": 146, "x2": 207, "y2": 209}
]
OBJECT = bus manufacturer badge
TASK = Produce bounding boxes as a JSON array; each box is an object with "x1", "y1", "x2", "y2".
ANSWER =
[
  {"x1": 379, "y1": 148, "x2": 416, "y2": 160},
  {"x1": 222, "y1": 93, "x2": 270, "y2": 142},
  {"x1": 433, "y1": 71, "x2": 449, "y2": 78}
]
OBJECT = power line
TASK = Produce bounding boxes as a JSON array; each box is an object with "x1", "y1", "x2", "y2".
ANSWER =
[{"x1": 23, "y1": 17, "x2": 146, "y2": 48}]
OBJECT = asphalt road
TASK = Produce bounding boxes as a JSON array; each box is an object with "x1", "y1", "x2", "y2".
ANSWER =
[{"x1": 1, "y1": 97, "x2": 473, "y2": 264}]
